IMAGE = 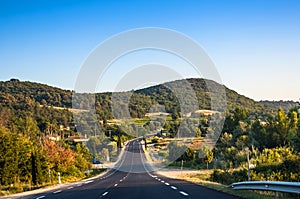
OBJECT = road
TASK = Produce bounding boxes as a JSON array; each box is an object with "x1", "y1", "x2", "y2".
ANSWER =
[{"x1": 8, "y1": 139, "x2": 240, "y2": 199}]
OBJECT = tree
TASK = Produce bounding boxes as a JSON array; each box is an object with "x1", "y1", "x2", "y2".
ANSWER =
[
  {"x1": 275, "y1": 108, "x2": 289, "y2": 146},
  {"x1": 0, "y1": 127, "x2": 18, "y2": 185},
  {"x1": 235, "y1": 135, "x2": 250, "y2": 150},
  {"x1": 199, "y1": 146, "x2": 214, "y2": 169},
  {"x1": 31, "y1": 152, "x2": 37, "y2": 185},
  {"x1": 143, "y1": 137, "x2": 147, "y2": 150},
  {"x1": 251, "y1": 117, "x2": 268, "y2": 150},
  {"x1": 287, "y1": 110, "x2": 298, "y2": 147},
  {"x1": 233, "y1": 106, "x2": 249, "y2": 125},
  {"x1": 220, "y1": 132, "x2": 233, "y2": 148}
]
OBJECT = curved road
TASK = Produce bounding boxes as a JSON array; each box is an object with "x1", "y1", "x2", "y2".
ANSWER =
[{"x1": 12, "y1": 139, "x2": 240, "y2": 199}]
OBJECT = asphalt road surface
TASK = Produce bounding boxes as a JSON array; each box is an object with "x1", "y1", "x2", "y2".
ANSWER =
[{"x1": 9, "y1": 139, "x2": 240, "y2": 199}]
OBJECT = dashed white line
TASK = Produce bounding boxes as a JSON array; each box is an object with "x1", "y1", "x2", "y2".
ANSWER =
[
  {"x1": 102, "y1": 191, "x2": 108, "y2": 196},
  {"x1": 53, "y1": 190, "x2": 62, "y2": 194},
  {"x1": 67, "y1": 186, "x2": 74, "y2": 190},
  {"x1": 36, "y1": 196, "x2": 45, "y2": 199},
  {"x1": 179, "y1": 191, "x2": 189, "y2": 196},
  {"x1": 161, "y1": 180, "x2": 165, "y2": 183},
  {"x1": 165, "y1": 183, "x2": 170, "y2": 186},
  {"x1": 171, "y1": 186, "x2": 177, "y2": 190},
  {"x1": 114, "y1": 183, "x2": 118, "y2": 187}
]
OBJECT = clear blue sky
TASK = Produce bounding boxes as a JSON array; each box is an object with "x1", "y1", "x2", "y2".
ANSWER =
[{"x1": 0, "y1": 0, "x2": 300, "y2": 101}]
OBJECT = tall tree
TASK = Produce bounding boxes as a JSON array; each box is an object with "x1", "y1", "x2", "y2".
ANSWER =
[{"x1": 275, "y1": 108, "x2": 289, "y2": 146}]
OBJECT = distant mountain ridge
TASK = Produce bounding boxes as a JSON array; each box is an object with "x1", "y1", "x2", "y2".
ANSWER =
[
  {"x1": 259, "y1": 100, "x2": 298, "y2": 113},
  {"x1": 0, "y1": 78, "x2": 298, "y2": 119}
]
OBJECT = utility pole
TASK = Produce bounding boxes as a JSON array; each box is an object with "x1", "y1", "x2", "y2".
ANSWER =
[
  {"x1": 181, "y1": 160, "x2": 183, "y2": 174},
  {"x1": 49, "y1": 169, "x2": 52, "y2": 184},
  {"x1": 245, "y1": 147, "x2": 251, "y2": 181}
]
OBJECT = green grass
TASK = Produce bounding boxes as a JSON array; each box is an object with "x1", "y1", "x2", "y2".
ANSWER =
[
  {"x1": 134, "y1": 119, "x2": 150, "y2": 125},
  {"x1": 163, "y1": 169, "x2": 299, "y2": 199},
  {"x1": 197, "y1": 182, "x2": 298, "y2": 199}
]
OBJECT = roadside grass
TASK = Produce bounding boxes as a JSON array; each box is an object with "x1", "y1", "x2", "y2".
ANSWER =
[{"x1": 158, "y1": 169, "x2": 299, "y2": 199}]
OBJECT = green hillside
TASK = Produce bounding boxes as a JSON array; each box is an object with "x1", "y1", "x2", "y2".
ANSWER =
[{"x1": 0, "y1": 78, "x2": 297, "y2": 120}]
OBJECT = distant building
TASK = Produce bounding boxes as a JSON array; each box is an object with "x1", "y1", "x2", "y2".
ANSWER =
[
  {"x1": 145, "y1": 112, "x2": 170, "y2": 117},
  {"x1": 48, "y1": 136, "x2": 60, "y2": 141},
  {"x1": 66, "y1": 135, "x2": 89, "y2": 143}
]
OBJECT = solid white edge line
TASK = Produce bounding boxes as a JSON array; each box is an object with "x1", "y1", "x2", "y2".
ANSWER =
[
  {"x1": 67, "y1": 186, "x2": 74, "y2": 189},
  {"x1": 36, "y1": 196, "x2": 45, "y2": 199},
  {"x1": 84, "y1": 180, "x2": 94, "y2": 184},
  {"x1": 53, "y1": 190, "x2": 62, "y2": 194}
]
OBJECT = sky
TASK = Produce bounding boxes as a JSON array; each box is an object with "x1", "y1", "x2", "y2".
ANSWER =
[{"x1": 0, "y1": 0, "x2": 300, "y2": 101}]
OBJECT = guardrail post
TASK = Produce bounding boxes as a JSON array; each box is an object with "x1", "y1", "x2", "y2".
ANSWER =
[
  {"x1": 274, "y1": 191, "x2": 278, "y2": 199},
  {"x1": 58, "y1": 172, "x2": 61, "y2": 184}
]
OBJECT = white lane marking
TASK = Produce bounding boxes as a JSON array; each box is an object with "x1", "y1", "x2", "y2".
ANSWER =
[
  {"x1": 36, "y1": 196, "x2": 45, "y2": 199},
  {"x1": 53, "y1": 190, "x2": 62, "y2": 194},
  {"x1": 77, "y1": 184, "x2": 82, "y2": 187},
  {"x1": 165, "y1": 183, "x2": 170, "y2": 186},
  {"x1": 171, "y1": 186, "x2": 177, "y2": 190},
  {"x1": 84, "y1": 180, "x2": 94, "y2": 184},
  {"x1": 67, "y1": 186, "x2": 74, "y2": 190},
  {"x1": 102, "y1": 191, "x2": 108, "y2": 196},
  {"x1": 161, "y1": 180, "x2": 165, "y2": 183},
  {"x1": 179, "y1": 191, "x2": 189, "y2": 196},
  {"x1": 120, "y1": 179, "x2": 123, "y2": 182},
  {"x1": 114, "y1": 183, "x2": 118, "y2": 187}
]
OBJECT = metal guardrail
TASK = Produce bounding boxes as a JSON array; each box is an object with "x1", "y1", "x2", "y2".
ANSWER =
[{"x1": 230, "y1": 181, "x2": 300, "y2": 194}]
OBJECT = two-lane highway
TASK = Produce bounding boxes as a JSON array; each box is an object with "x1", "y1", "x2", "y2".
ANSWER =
[{"x1": 12, "y1": 139, "x2": 240, "y2": 199}]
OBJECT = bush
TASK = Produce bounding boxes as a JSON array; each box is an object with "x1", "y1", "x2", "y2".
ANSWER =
[
  {"x1": 251, "y1": 158, "x2": 300, "y2": 182},
  {"x1": 211, "y1": 169, "x2": 248, "y2": 185}
]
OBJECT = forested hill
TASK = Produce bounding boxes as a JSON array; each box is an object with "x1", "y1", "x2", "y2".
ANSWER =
[
  {"x1": 0, "y1": 78, "x2": 72, "y2": 107},
  {"x1": 0, "y1": 78, "x2": 297, "y2": 118}
]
